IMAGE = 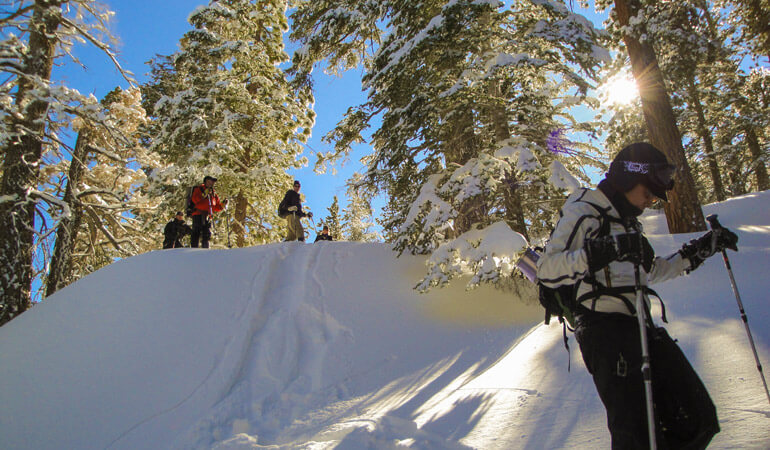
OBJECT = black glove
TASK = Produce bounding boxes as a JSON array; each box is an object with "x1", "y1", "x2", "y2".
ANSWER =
[
  {"x1": 308, "y1": 212, "x2": 313, "y2": 218},
  {"x1": 585, "y1": 233, "x2": 655, "y2": 273},
  {"x1": 679, "y1": 228, "x2": 739, "y2": 272}
]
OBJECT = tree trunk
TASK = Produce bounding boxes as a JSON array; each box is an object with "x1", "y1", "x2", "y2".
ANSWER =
[
  {"x1": 231, "y1": 146, "x2": 252, "y2": 247},
  {"x1": 0, "y1": 1, "x2": 63, "y2": 325},
  {"x1": 725, "y1": 149, "x2": 747, "y2": 196},
  {"x1": 745, "y1": 127, "x2": 770, "y2": 191},
  {"x1": 446, "y1": 109, "x2": 485, "y2": 236},
  {"x1": 487, "y1": 80, "x2": 529, "y2": 241},
  {"x1": 233, "y1": 191, "x2": 248, "y2": 248},
  {"x1": 46, "y1": 130, "x2": 91, "y2": 297},
  {"x1": 614, "y1": 0, "x2": 706, "y2": 233},
  {"x1": 686, "y1": 78, "x2": 725, "y2": 201}
]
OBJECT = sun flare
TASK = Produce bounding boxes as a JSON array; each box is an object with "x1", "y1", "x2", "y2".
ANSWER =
[{"x1": 601, "y1": 75, "x2": 640, "y2": 106}]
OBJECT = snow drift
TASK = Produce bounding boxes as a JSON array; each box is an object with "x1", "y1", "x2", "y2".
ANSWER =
[{"x1": 2, "y1": 192, "x2": 770, "y2": 449}]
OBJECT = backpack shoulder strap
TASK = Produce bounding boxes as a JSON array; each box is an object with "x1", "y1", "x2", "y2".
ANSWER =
[
  {"x1": 579, "y1": 199, "x2": 622, "y2": 239},
  {"x1": 574, "y1": 200, "x2": 667, "y2": 321}
]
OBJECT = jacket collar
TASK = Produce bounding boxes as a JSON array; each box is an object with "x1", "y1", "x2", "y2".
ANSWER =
[{"x1": 597, "y1": 179, "x2": 643, "y2": 219}]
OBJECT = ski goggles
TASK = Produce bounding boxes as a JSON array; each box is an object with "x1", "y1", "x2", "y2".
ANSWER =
[{"x1": 618, "y1": 161, "x2": 676, "y2": 190}]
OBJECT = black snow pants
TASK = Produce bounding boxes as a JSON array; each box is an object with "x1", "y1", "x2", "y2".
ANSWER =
[
  {"x1": 191, "y1": 214, "x2": 212, "y2": 248},
  {"x1": 575, "y1": 311, "x2": 719, "y2": 450}
]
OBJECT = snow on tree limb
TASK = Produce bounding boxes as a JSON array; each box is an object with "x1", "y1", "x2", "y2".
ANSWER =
[{"x1": 416, "y1": 221, "x2": 528, "y2": 291}]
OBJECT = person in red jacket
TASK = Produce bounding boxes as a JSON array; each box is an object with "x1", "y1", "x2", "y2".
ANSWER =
[{"x1": 190, "y1": 176, "x2": 227, "y2": 248}]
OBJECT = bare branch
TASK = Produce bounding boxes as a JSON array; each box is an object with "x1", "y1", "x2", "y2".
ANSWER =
[
  {"x1": 84, "y1": 205, "x2": 126, "y2": 253},
  {"x1": 58, "y1": 16, "x2": 135, "y2": 87},
  {"x1": 0, "y1": 4, "x2": 34, "y2": 26}
]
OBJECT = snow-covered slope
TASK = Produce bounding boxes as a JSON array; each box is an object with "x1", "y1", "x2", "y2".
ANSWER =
[{"x1": 2, "y1": 192, "x2": 770, "y2": 449}]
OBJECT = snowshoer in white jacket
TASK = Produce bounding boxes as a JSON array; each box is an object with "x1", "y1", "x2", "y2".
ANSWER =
[{"x1": 538, "y1": 142, "x2": 737, "y2": 449}]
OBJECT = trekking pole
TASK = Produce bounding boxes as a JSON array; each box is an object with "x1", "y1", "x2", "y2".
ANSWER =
[
  {"x1": 207, "y1": 195, "x2": 217, "y2": 237},
  {"x1": 225, "y1": 208, "x2": 232, "y2": 248},
  {"x1": 308, "y1": 215, "x2": 315, "y2": 242},
  {"x1": 626, "y1": 221, "x2": 658, "y2": 449},
  {"x1": 706, "y1": 214, "x2": 770, "y2": 406},
  {"x1": 634, "y1": 262, "x2": 657, "y2": 449}
]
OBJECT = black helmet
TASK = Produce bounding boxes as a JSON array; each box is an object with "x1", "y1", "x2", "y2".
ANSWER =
[
  {"x1": 203, "y1": 175, "x2": 217, "y2": 184},
  {"x1": 607, "y1": 142, "x2": 675, "y2": 201}
]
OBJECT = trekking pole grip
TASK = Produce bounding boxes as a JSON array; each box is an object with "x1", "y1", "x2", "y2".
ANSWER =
[{"x1": 706, "y1": 214, "x2": 722, "y2": 231}]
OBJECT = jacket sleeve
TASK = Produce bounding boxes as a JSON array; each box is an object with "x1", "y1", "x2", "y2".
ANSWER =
[
  {"x1": 537, "y1": 199, "x2": 603, "y2": 288},
  {"x1": 631, "y1": 220, "x2": 690, "y2": 284},
  {"x1": 648, "y1": 251, "x2": 690, "y2": 285},
  {"x1": 210, "y1": 194, "x2": 224, "y2": 213},
  {"x1": 295, "y1": 194, "x2": 305, "y2": 216}
]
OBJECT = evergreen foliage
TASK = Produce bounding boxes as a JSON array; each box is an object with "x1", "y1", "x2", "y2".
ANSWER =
[
  {"x1": 144, "y1": 0, "x2": 315, "y2": 247},
  {"x1": 320, "y1": 195, "x2": 341, "y2": 239},
  {"x1": 721, "y1": 0, "x2": 770, "y2": 58},
  {"x1": 599, "y1": 0, "x2": 770, "y2": 205},
  {"x1": 341, "y1": 173, "x2": 379, "y2": 242},
  {"x1": 291, "y1": 0, "x2": 609, "y2": 288}
]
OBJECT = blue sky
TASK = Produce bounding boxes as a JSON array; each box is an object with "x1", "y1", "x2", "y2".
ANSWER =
[{"x1": 57, "y1": 0, "x2": 374, "y2": 239}]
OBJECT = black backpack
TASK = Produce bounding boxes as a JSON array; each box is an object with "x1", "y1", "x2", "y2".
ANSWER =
[
  {"x1": 185, "y1": 186, "x2": 200, "y2": 217},
  {"x1": 277, "y1": 197, "x2": 289, "y2": 218}
]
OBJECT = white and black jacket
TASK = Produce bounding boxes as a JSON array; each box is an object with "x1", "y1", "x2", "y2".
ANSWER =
[{"x1": 537, "y1": 187, "x2": 691, "y2": 316}]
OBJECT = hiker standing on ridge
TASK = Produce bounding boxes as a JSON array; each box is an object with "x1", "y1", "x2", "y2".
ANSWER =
[
  {"x1": 190, "y1": 176, "x2": 227, "y2": 248},
  {"x1": 315, "y1": 225, "x2": 333, "y2": 242},
  {"x1": 537, "y1": 142, "x2": 737, "y2": 449},
  {"x1": 279, "y1": 180, "x2": 312, "y2": 242},
  {"x1": 163, "y1": 211, "x2": 192, "y2": 249}
]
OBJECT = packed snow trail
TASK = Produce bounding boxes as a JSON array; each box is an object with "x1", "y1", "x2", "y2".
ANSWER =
[{"x1": 1, "y1": 191, "x2": 769, "y2": 449}]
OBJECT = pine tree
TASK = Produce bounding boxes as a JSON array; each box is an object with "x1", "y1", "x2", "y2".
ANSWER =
[
  {"x1": 722, "y1": 0, "x2": 770, "y2": 59},
  {"x1": 601, "y1": 0, "x2": 770, "y2": 203},
  {"x1": 0, "y1": 0, "x2": 134, "y2": 324},
  {"x1": 340, "y1": 174, "x2": 379, "y2": 242},
  {"x1": 45, "y1": 87, "x2": 156, "y2": 296},
  {"x1": 146, "y1": 0, "x2": 315, "y2": 247},
  {"x1": 608, "y1": 0, "x2": 706, "y2": 232},
  {"x1": 741, "y1": 69, "x2": 770, "y2": 191},
  {"x1": 320, "y1": 195, "x2": 341, "y2": 239},
  {"x1": 292, "y1": 0, "x2": 609, "y2": 289}
]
